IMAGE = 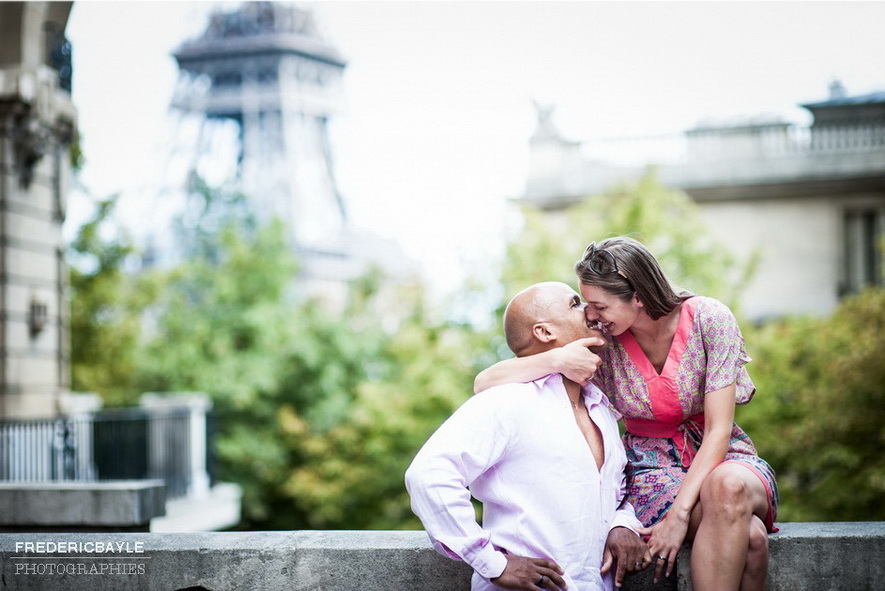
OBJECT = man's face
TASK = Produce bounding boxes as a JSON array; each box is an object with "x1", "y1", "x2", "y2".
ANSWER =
[{"x1": 542, "y1": 284, "x2": 605, "y2": 346}]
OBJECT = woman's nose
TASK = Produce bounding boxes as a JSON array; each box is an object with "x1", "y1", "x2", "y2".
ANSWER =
[{"x1": 584, "y1": 307, "x2": 598, "y2": 321}]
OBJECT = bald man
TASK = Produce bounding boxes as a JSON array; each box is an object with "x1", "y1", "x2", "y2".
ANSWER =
[{"x1": 406, "y1": 282, "x2": 649, "y2": 591}]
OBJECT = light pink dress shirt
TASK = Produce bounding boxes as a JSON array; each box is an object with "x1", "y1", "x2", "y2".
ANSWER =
[{"x1": 406, "y1": 374, "x2": 642, "y2": 591}]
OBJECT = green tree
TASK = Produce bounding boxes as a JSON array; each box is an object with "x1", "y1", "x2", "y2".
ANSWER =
[
  {"x1": 137, "y1": 220, "x2": 484, "y2": 529},
  {"x1": 132, "y1": 190, "x2": 464, "y2": 529},
  {"x1": 136, "y1": 217, "x2": 309, "y2": 527},
  {"x1": 68, "y1": 196, "x2": 158, "y2": 406},
  {"x1": 738, "y1": 288, "x2": 885, "y2": 521},
  {"x1": 279, "y1": 287, "x2": 486, "y2": 529}
]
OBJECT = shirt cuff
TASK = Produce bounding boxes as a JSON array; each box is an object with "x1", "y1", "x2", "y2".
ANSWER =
[
  {"x1": 469, "y1": 543, "x2": 508, "y2": 580},
  {"x1": 610, "y1": 507, "x2": 643, "y2": 535}
]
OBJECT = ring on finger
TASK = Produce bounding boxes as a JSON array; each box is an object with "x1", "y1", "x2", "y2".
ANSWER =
[
  {"x1": 656, "y1": 555, "x2": 667, "y2": 562},
  {"x1": 537, "y1": 574, "x2": 545, "y2": 585}
]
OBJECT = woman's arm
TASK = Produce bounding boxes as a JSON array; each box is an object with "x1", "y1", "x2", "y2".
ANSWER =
[
  {"x1": 473, "y1": 336, "x2": 603, "y2": 393},
  {"x1": 645, "y1": 383, "x2": 735, "y2": 579}
]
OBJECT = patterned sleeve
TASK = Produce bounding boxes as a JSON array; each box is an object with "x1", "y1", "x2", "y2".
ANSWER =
[
  {"x1": 697, "y1": 297, "x2": 756, "y2": 404},
  {"x1": 591, "y1": 345, "x2": 623, "y2": 420}
]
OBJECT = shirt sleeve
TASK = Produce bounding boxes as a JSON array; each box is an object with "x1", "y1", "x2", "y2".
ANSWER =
[
  {"x1": 610, "y1": 501, "x2": 644, "y2": 534},
  {"x1": 698, "y1": 297, "x2": 756, "y2": 404},
  {"x1": 404, "y1": 388, "x2": 515, "y2": 580}
]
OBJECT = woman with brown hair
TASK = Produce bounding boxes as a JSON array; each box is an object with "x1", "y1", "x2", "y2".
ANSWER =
[{"x1": 475, "y1": 236, "x2": 778, "y2": 591}]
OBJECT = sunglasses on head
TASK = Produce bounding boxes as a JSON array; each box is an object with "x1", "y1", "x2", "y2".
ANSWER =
[{"x1": 581, "y1": 242, "x2": 632, "y2": 284}]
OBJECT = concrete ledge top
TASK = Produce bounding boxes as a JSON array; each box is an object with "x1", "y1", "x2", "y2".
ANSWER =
[
  {"x1": 767, "y1": 521, "x2": 885, "y2": 538},
  {"x1": 0, "y1": 523, "x2": 882, "y2": 591}
]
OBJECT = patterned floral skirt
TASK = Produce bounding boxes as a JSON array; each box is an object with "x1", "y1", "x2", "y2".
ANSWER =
[{"x1": 624, "y1": 430, "x2": 780, "y2": 532}]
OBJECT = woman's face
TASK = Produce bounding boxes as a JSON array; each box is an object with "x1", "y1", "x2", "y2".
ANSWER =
[{"x1": 579, "y1": 283, "x2": 642, "y2": 337}]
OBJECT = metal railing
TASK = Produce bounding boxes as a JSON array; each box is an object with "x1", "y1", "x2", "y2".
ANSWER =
[{"x1": 0, "y1": 408, "x2": 211, "y2": 500}]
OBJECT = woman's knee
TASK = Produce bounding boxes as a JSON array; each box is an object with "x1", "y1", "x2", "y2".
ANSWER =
[{"x1": 700, "y1": 467, "x2": 754, "y2": 519}]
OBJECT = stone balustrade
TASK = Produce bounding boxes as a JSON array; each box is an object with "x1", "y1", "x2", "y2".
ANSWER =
[{"x1": 0, "y1": 523, "x2": 882, "y2": 591}]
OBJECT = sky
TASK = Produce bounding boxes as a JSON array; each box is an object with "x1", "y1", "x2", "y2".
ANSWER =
[{"x1": 65, "y1": 1, "x2": 885, "y2": 299}]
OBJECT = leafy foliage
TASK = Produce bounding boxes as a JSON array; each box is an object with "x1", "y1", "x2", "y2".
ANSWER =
[
  {"x1": 68, "y1": 197, "x2": 160, "y2": 406},
  {"x1": 281, "y1": 313, "x2": 480, "y2": 529},
  {"x1": 738, "y1": 288, "x2": 885, "y2": 521},
  {"x1": 66, "y1": 180, "x2": 482, "y2": 530}
]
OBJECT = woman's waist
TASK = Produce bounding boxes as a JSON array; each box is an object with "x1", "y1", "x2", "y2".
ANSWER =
[
  {"x1": 626, "y1": 440, "x2": 763, "y2": 465},
  {"x1": 623, "y1": 413, "x2": 704, "y2": 437}
]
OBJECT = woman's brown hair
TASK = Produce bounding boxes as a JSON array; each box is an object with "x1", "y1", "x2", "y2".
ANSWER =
[{"x1": 574, "y1": 236, "x2": 688, "y2": 320}]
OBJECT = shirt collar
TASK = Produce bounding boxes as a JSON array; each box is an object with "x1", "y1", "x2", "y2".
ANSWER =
[{"x1": 535, "y1": 374, "x2": 605, "y2": 407}]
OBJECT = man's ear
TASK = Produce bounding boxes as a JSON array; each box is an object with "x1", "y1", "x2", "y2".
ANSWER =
[{"x1": 532, "y1": 322, "x2": 555, "y2": 343}]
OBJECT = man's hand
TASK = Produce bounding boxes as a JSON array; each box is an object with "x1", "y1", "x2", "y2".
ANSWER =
[
  {"x1": 551, "y1": 337, "x2": 604, "y2": 385},
  {"x1": 601, "y1": 526, "x2": 651, "y2": 588},
  {"x1": 490, "y1": 553, "x2": 567, "y2": 590}
]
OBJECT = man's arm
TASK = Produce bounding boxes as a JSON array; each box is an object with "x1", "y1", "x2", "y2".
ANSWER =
[
  {"x1": 405, "y1": 390, "x2": 569, "y2": 590},
  {"x1": 404, "y1": 391, "x2": 513, "y2": 579}
]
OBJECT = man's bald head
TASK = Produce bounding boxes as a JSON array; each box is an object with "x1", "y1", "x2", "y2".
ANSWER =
[{"x1": 504, "y1": 282, "x2": 579, "y2": 357}]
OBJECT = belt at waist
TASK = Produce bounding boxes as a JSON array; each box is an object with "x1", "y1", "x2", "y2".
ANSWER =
[{"x1": 625, "y1": 413, "x2": 705, "y2": 468}]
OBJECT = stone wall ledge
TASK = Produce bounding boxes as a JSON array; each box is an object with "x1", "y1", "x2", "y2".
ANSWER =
[
  {"x1": 0, "y1": 522, "x2": 882, "y2": 591},
  {"x1": 0, "y1": 480, "x2": 166, "y2": 532}
]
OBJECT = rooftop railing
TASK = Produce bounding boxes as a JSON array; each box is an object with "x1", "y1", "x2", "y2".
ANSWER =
[{"x1": 578, "y1": 123, "x2": 885, "y2": 168}]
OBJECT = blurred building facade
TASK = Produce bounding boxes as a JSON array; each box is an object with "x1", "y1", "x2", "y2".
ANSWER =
[
  {"x1": 0, "y1": 1, "x2": 76, "y2": 419},
  {"x1": 521, "y1": 82, "x2": 885, "y2": 321}
]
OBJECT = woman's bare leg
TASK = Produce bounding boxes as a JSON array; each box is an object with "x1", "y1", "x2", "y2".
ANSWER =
[
  {"x1": 690, "y1": 463, "x2": 769, "y2": 591},
  {"x1": 739, "y1": 515, "x2": 769, "y2": 591}
]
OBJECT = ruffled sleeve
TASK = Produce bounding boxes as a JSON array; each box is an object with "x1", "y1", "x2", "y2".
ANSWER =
[{"x1": 697, "y1": 297, "x2": 756, "y2": 404}]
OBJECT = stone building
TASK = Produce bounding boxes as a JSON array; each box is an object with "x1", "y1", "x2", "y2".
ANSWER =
[
  {"x1": 521, "y1": 82, "x2": 885, "y2": 321},
  {"x1": 0, "y1": 2, "x2": 76, "y2": 419}
]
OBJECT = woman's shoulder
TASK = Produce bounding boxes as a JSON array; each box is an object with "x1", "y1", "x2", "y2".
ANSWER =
[{"x1": 688, "y1": 295, "x2": 736, "y2": 322}]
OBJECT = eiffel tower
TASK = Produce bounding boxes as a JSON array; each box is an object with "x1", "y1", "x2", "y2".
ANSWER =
[{"x1": 168, "y1": 2, "x2": 360, "y2": 293}]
